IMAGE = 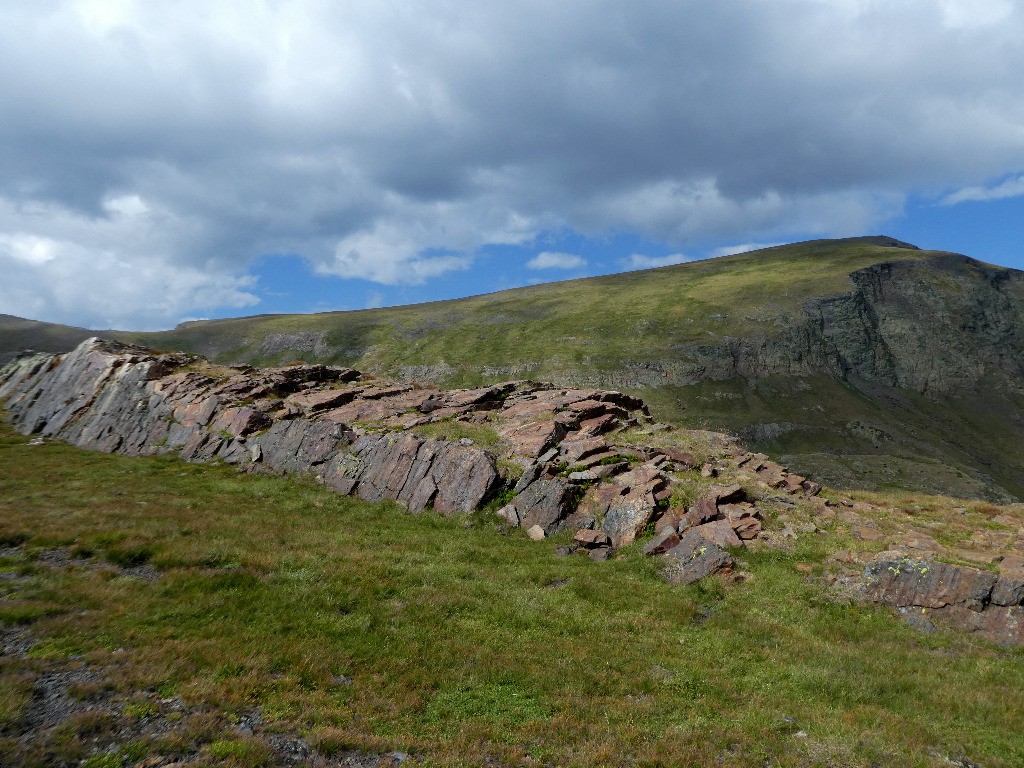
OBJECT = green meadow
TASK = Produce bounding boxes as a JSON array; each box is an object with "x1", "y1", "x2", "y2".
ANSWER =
[{"x1": 2, "y1": 423, "x2": 1022, "y2": 767}]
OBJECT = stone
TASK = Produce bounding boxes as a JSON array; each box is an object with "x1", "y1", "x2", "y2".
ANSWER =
[
  {"x1": 853, "y1": 524, "x2": 885, "y2": 541},
  {"x1": 731, "y1": 517, "x2": 762, "y2": 540},
  {"x1": 601, "y1": 487, "x2": 658, "y2": 548},
  {"x1": 904, "y1": 533, "x2": 941, "y2": 552},
  {"x1": 661, "y1": 530, "x2": 734, "y2": 586},
  {"x1": 642, "y1": 527, "x2": 680, "y2": 556},
  {"x1": 567, "y1": 463, "x2": 623, "y2": 482},
  {"x1": 286, "y1": 387, "x2": 358, "y2": 413},
  {"x1": 782, "y1": 474, "x2": 806, "y2": 492},
  {"x1": 864, "y1": 554, "x2": 997, "y2": 611},
  {"x1": 801, "y1": 480, "x2": 822, "y2": 496},
  {"x1": 511, "y1": 479, "x2": 576, "y2": 534},
  {"x1": 862, "y1": 552, "x2": 1024, "y2": 645},
  {"x1": 694, "y1": 520, "x2": 742, "y2": 549},
  {"x1": 573, "y1": 529, "x2": 612, "y2": 548},
  {"x1": 526, "y1": 525, "x2": 546, "y2": 541},
  {"x1": 589, "y1": 547, "x2": 613, "y2": 561},
  {"x1": 991, "y1": 575, "x2": 1024, "y2": 606},
  {"x1": 662, "y1": 447, "x2": 698, "y2": 469},
  {"x1": 687, "y1": 496, "x2": 719, "y2": 525},
  {"x1": 578, "y1": 413, "x2": 619, "y2": 436},
  {"x1": 499, "y1": 419, "x2": 567, "y2": 458}
]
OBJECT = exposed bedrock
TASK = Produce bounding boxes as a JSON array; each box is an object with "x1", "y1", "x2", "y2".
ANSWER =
[
  {"x1": 2, "y1": 338, "x2": 822, "y2": 587},
  {"x1": 864, "y1": 553, "x2": 1024, "y2": 645}
]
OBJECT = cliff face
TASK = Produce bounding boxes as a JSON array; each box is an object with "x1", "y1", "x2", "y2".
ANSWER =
[{"x1": 569, "y1": 254, "x2": 1024, "y2": 394}]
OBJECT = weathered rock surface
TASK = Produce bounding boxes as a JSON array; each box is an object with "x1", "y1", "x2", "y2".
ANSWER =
[
  {"x1": 864, "y1": 552, "x2": 1024, "y2": 645},
  {"x1": 661, "y1": 531, "x2": 734, "y2": 586}
]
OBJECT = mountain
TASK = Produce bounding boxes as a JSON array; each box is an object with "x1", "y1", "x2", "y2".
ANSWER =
[
  {"x1": 6, "y1": 235, "x2": 1024, "y2": 500},
  {"x1": 0, "y1": 314, "x2": 96, "y2": 366}
]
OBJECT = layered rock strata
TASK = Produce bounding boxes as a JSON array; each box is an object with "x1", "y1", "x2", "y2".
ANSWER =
[
  {"x1": 864, "y1": 553, "x2": 1024, "y2": 645},
  {"x1": 0, "y1": 338, "x2": 824, "y2": 585}
]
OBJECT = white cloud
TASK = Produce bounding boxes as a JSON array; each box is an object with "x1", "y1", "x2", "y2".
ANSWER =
[
  {"x1": 940, "y1": 175, "x2": 1024, "y2": 206},
  {"x1": 0, "y1": 196, "x2": 257, "y2": 330},
  {"x1": 527, "y1": 251, "x2": 586, "y2": 270},
  {"x1": 3, "y1": 1, "x2": 1024, "y2": 326},
  {"x1": 622, "y1": 253, "x2": 691, "y2": 270}
]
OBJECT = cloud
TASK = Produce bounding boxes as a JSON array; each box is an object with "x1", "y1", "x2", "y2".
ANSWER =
[
  {"x1": 527, "y1": 251, "x2": 587, "y2": 270},
  {"x1": 0, "y1": 196, "x2": 257, "y2": 330},
  {"x1": 3, "y1": 1, "x2": 1024, "y2": 326},
  {"x1": 940, "y1": 175, "x2": 1024, "y2": 206},
  {"x1": 622, "y1": 253, "x2": 691, "y2": 270}
]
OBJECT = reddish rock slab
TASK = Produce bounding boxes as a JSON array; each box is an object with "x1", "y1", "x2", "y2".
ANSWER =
[
  {"x1": 558, "y1": 437, "x2": 608, "y2": 464},
  {"x1": 499, "y1": 419, "x2": 568, "y2": 458},
  {"x1": 642, "y1": 527, "x2": 680, "y2": 556},
  {"x1": 577, "y1": 413, "x2": 619, "y2": 436},
  {"x1": 573, "y1": 529, "x2": 612, "y2": 548},
  {"x1": 694, "y1": 520, "x2": 743, "y2": 549},
  {"x1": 662, "y1": 447, "x2": 698, "y2": 469},
  {"x1": 286, "y1": 387, "x2": 359, "y2": 413}
]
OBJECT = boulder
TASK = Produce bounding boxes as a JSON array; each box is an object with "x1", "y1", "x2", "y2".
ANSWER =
[
  {"x1": 573, "y1": 529, "x2": 612, "y2": 549},
  {"x1": 863, "y1": 553, "x2": 1024, "y2": 645},
  {"x1": 661, "y1": 531, "x2": 734, "y2": 586},
  {"x1": 694, "y1": 520, "x2": 743, "y2": 549},
  {"x1": 601, "y1": 487, "x2": 658, "y2": 547},
  {"x1": 662, "y1": 447, "x2": 698, "y2": 469},
  {"x1": 864, "y1": 554, "x2": 996, "y2": 612},
  {"x1": 509, "y1": 479, "x2": 576, "y2": 534},
  {"x1": 642, "y1": 527, "x2": 680, "y2": 556}
]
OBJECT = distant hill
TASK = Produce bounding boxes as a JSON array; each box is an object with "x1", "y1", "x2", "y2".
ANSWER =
[
  {"x1": 0, "y1": 314, "x2": 97, "y2": 367},
  {"x1": 5, "y1": 236, "x2": 1024, "y2": 500}
]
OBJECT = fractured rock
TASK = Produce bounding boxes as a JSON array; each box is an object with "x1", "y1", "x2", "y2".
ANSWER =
[
  {"x1": 573, "y1": 529, "x2": 612, "y2": 549},
  {"x1": 642, "y1": 527, "x2": 680, "y2": 556},
  {"x1": 508, "y1": 479, "x2": 576, "y2": 534},
  {"x1": 694, "y1": 520, "x2": 743, "y2": 549},
  {"x1": 661, "y1": 530, "x2": 734, "y2": 586}
]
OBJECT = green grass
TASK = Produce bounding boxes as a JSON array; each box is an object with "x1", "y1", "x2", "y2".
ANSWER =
[{"x1": 2, "y1": 423, "x2": 1024, "y2": 766}]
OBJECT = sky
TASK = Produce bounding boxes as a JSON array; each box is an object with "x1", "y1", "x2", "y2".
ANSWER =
[{"x1": 2, "y1": 0, "x2": 1024, "y2": 331}]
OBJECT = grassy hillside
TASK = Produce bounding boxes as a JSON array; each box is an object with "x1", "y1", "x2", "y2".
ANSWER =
[
  {"x1": 123, "y1": 237, "x2": 932, "y2": 375},
  {"x1": 116, "y1": 237, "x2": 1024, "y2": 502},
  {"x1": 0, "y1": 315, "x2": 95, "y2": 366},
  {"x1": 2, "y1": 423, "x2": 1023, "y2": 767}
]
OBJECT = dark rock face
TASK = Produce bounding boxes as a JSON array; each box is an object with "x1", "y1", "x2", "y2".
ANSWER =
[{"x1": 864, "y1": 553, "x2": 1024, "y2": 645}]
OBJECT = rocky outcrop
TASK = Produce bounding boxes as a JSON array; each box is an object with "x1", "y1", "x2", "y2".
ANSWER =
[
  {"x1": 864, "y1": 553, "x2": 1024, "y2": 646},
  {"x1": 0, "y1": 338, "x2": 832, "y2": 589}
]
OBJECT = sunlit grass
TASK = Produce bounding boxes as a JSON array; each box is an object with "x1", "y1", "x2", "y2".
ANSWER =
[{"x1": 2, "y1": 422, "x2": 1023, "y2": 766}]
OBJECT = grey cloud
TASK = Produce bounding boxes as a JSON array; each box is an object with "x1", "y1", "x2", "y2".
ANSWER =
[{"x1": 2, "y1": 1, "x2": 1024, "y2": 327}]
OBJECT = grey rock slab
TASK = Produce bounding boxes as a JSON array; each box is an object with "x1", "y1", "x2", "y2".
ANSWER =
[{"x1": 661, "y1": 531, "x2": 734, "y2": 586}]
